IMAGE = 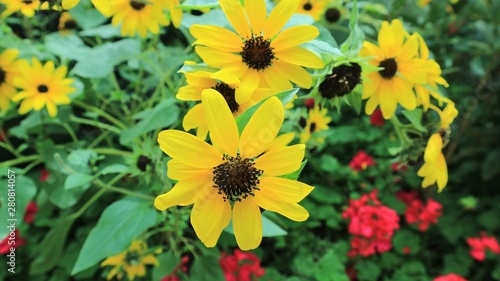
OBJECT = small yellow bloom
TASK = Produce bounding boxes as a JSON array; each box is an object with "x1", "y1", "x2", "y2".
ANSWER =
[
  {"x1": 417, "y1": 133, "x2": 448, "y2": 192},
  {"x1": 101, "y1": 240, "x2": 158, "y2": 280},
  {"x1": 0, "y1": 0, "x2": 40, "y2": 18},
  {"x1": 276, "y1": 0, "x2": 328, "y2": 21},
  {"x1": 299, "y1": 106, "x2": 331, "y2": 144},
  {"x1": 11, "y1": 58, "x2": 75, "y2": 118},
  {"x1": 155, "y1": 90, "x2": 313, "y2": 250},
  {"x1": 58, "y1": 11, "x2": 77, "y2": 33},
  {"x1": 0, "y1": 49, "x2": 21, "y2": 112},
  {"x1": 429, "y1": 103, "x2": 458, "y2": 129}
]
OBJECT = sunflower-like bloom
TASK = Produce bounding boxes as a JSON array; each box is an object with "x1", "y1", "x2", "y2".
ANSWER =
[
  {"x1": 190, "y1": 0, "x2": 324, "y2": 105},
  {"x1": 0, "y1": 49, "x2": 21, "y2": 112},
  {"x1": 178, "y1": 67, "x2": 277, "y2": 139},
  {"x1": 0, "y1": 0, "x2": 40, "y2": 17},
  {"x1": 155, "y1": 90, "x2": 313, "y2": 250},
  {"x1": 417, "y1": 133, "x2": 448, "y2": 192},
  {"x1": 92, "y1": 0, "x2": 181, "y2": 37},
  {"x1": 58, "y1": 11, "x2": 77, "y2": 33},
  {"x1": 101, "y1": 240, "x2": 158, "y2": 280},
  {"x1": 360, "y1": 19, "x2": 431, "y2": 119},
  {"x1": 11, "y1": 58, "x2": 75, "y2": 117},
  {"x1": 294, "y1": 0, "x2": 328, "y2": 21},
  {"x1": 299, "y1": 106, "x2": 331, "y2": 144}
]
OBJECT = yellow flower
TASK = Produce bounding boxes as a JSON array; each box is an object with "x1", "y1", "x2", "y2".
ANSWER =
[
  {"x1": 418, "y1": 0, "x2": 431, "y2": 7},
  {"x1": 299, "y1": 106, "x2": 331, "y2": 143},
  {"x1": 0, "y1": 49, "x2": 21, "y2": 112},
  {"x1": 417, "y1": 133, "x2": 448, "y2": 192},
  {"x1": 11, "y1": 58, "x2": 75, "y2": 117},
  {"x1": 190, "y1": 0, "x2": 324, "y2": 105},
  {"x1": 0, "y1": 0, "x2": 40, "y2": 18},
  {"x1": 39, "y1": 0, "x2": 80, "y2": 10},
  {"x1": 58, "y1": 11, "x2": 77, "y2": 33},
  {"x1": 92, "y1": 0, "x2": 174, "y2": 37},
  {"x1": 155, "y1": 90, "x2": 313, "y2": 250},
  {"x1": 178, "y1": 68, "x2": 277, "y2": 139},
  {"x1": 101, "y1": 240, "x2": 158, "y2": 280},
  {"x1": 275, "y1": 0, "x2": 328, "y2": 21},
  {"x1": 429, "y1": 103, "x2": 458, "y2": 129},
  {"x1": 360, "y1": 19, "x2": 431, "y2": 119}
]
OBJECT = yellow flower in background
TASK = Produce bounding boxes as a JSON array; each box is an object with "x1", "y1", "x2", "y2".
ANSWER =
[
  {"x1": 429, "y1": 103, "x2": 458, "y2": 129},
  {"x1": 299, "y1": 106, "x2": 331, "y2": 144},
  {"x1": 418, "y1": 133, "x2": 448, "y2": 192},
  {"x1": 39, "y1": 0, "x2": 80, "y2": 10},
  {"x1": 155, "y1": 90, "x2": 313, "y2": 250},
  {"x1": 418, "y1": 0, "x2": 431, "y2": 7},
  {"x1": 190, "y1": 0, "x2": 324, "y2": 105},
  {"x1": 360, "y1": 19, "x2": 431, "y2": 119},
  {"x1": 11, "y1": 58, "x2": 75, "y2": 117},
  {"x1": 178, "y1": 69, "x2": 278, "y2": 139},
  {"x1": 0, "y1": 0, "x2": 40, "y2": 18},
  {"x1": 58, "y1": 11, "x2": 77, "y2": 33},
  {"x1": 295, "y1": 0, "x2": 328, "y2": 21},
  {"x1": 0, "y1": 49, "x2": 21, "y2": 112},
  {"x1": 101, "y1": 240, "x2": 158, "y2": 280}
]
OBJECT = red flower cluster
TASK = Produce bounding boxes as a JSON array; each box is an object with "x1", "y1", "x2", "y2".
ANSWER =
[
  {"x1": 219, "y1": 250, "x2": 265, "y2": 281},
  {"x1": 161, "y1": 255, "x2": 190, "y2": 281},
  {"x1": 466, "y1": 232, "x2": 500, "y2": 261},
  {"x1": 0, "y1": 230, "x2": 26, "y2": 254},
  {"x1": 24, "y1": 201, "x2": 38, "y2": 224},
  {"x1": 342, "y1": 190, "x2": 400, "y2": 257},
  {"x1": 349, "y1": 151, "x2": 376, "y2": 172},
  {"x1": 396, "y1": 191, "x2": 442, "y2": 231},
  {"x1": 370, "y1": 108, "x2": 385, "y2": 127},
  {"x1": 433, "y1": 273, "x2": 468, "y2": 281}
]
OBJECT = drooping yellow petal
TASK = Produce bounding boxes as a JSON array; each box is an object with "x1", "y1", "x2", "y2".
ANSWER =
[
  {"x1": 378, "y1": 80, "x2": 398, "y2": 119},
  {"x1": 183, "y1": 104, "x2": 205, "y2": 132},
  {"x1": 274, "y1": 46, "x2": 324, "y2": 68},
  {"x1": 254, "y1": 144, "x2": 305, "y2": 176},
  {"x1": 254, "y1": 190, "x2": 310, "y2": 221},
  {"x1": 423, "y1": 133, "x2": 443, "y2": 163},
  {"x1": 263, "y1": 0, "x2": 299, "y2": 39},
  {"x1": 271, "y1": 25, "x2": 319, "y2": 51},
  {"x1": 233, "y1": 198, "x2": 262, "y2": 250},
  {"x1": 219, "y1": 0, "x2": 251, "y2": 38},
  {"x1": 239, "y1": 97, "x2": 284, "y2": 158},
  {"x1": 210, "y1": 70, "x2": 240, "y2": 88},
  {"x1": 154, "y1": 173, "x2": 212, "y2": 210},
  {"x1": 435, "y1": 152, "x2": 448, "y2": 192},
  {"x1": 157, "y1": 130, "x2": 223, "y2": 168},
  {"x1": 191, "y1": 25, "x2": 243, "y2": 52}
]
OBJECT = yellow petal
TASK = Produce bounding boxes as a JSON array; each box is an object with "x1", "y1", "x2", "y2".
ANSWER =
[
  {"x1": 177, "y1": 86, "x2": 201, "y2": 101},
  {"x1": 195, "y1": 46, "x2": 241, "y2": 68},
  {"x1": 245, "y1": 0, "x2": 266, "y2": 35},
  {"x1": 92, "y1": 0, "x2": 113, "y2": 17},
  {"x1": 233, "y1": 199, "x2": 262, "y2": 250},
  {"x1": 378, "y1": 19, "x2": 404, "y2": 58},
  {"x1": 266, "y1": 132, "x2": 295, "y2": 151},
  {"x1": 436, "y1": 152, "x2": 448, "y2": 192},
  {"x1": 254, "y1": 190, "x2": 310, "y2": 221},
  {"x1": 201, "y1": 89, "x2": 239, "y2": 156},
  {"x1": 62, "y1": 0, "x2": 79, "y2": 10},
  {"x1": 397, "y1": 34, "x2": 419, "y2": 61},
  {"x1": 274, "y1": 46, "x2": 324, "y2": 68},
  {"x1": 235, "y1": 69, "x2": 259, "y2": 104},
  {"x1": 169, "y1": 0, "x2": 183, "y2": 28},
  {"x1": 154, "y1": 173, "x2": 212, "y2": 210},
  {"x1": 263, "y1": 0, "x2": 299, "y2": 39},
  {"x1": 423, "y1": 133, "x2": 443, "y2": 163},
  {"x1": 261, "y1": 65, "x2": 292, "y2": 91},
  {"x1": 183, "y1": 104, "x2": 205, "y2": 131},
  {"x1": 379, "y1": 80, "x2": 398, "y2": 119},
  {"x1": 157, "y1": 130, "x2": 222, "y2": 168},
  {"x1": 219, "y1": 0, "x2": 251, "y2": 38},
  {"x1": 239, "y1": 97, "x2": 284, "y2": 158},
  {"x1": 46, "y1": 101, "x2": 58, "y2": 117},
  {"x1": 191, "y1": 25, "x2": 242, "y2": 52},
  {"x1": 273, "y1": 60, "x2": 312, "y2": 89},
  {"x1": 364, "y1": 92, "x2": 380, "y2": 115},
  {"x1": 271, "y1": 25, "x2": 319, "y2": 51},
  {"x1": 254, "y1": 144, "x2": 305, "y2": 176},
  {"x1": 393, "y1": 78, "x2": 416, "y2": 110},
  {"x1": 167, "y1": 159, "x2": 211, "y2": 181},
  {"x1": 210, "y1": 70, "x2": 240, "y2": 88},
  {"x1": 191, "y1": 188, "x2": 231, "y2": 247},
  {"x1": 258, "y1": 176, "x2": 314, "y2": 202}
]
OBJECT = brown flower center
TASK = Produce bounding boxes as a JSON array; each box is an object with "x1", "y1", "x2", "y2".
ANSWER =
[
  {"x1": 303, "y1": 2, "x2": 312, "y2": 11},
  {"x1": 38, "y1": 85, "x2": 49, "y2": 93},
  {"x1": 63, "y1": 20, "x2": 77, "y2": 30},
  {"x1": 212, "y1": 154, "x2": 263, "y2": 202},
  {"x1": 130, "y1": 0, "x2": 146, "y2": 10},
  {"x1": 212, "y1": 82, "x2": 238, "y2": 113},
  {"x1": 378, "y1": 58, "x2": 398, "y2": 79},
  {"x1": 0, "y1": 68, "x2": 6, "y2": 84},
  {"x1": 325, "y1": 7, "x2": 341, "y2": 23},
  {"x1": 319, "y1": 63, "x2": 362, "y2": 98},
  {"x1": 241, "y1": 36, "x2": 275, "y2": 71}
]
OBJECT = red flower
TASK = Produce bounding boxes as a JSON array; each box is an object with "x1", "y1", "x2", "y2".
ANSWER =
[
  {"x1": 161, "y1": 255, "x2": 190, "y2": 281},
  {"x1": 343, "y1": 190, "x2": 400, "y2": 257},
  {"x1": 391, "y1": 162, "x2": 407, "y2": 171},
  {"x1": 349, "y1": 151, "x2": 376, "y2": 172},
  {"x1": 466, "y1": 232, "x2": 500, "y2": 261},
  {"x1": 370, "y1": 108, "x2": 384, "y2": 127},
  {"x1": 39, "y1": 168, "x2": 50, "y2": 182},
  {"x1": 402, "y1": 246, "x2": 411, "y2": 255},
  {"x1": 304, "y1": 98, "x2": 315, "y2": 109},
  {"x1": 219, "y1": 250, "x2": 265, "y2": 281},
  {"x1": 0, "y1": 230, "x2": 26, "y2": 254},
  {"x1": 24, "y1": 201, "x2": 38, "y2": 224},
  {"x1": 433, "y1": 273, "x2": 468, "y2": 281},
  {"x1": 396, "y1": 191, "x2": 442, "y2": 231}
]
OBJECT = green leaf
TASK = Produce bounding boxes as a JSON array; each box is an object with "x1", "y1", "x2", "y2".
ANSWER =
[
  {"x1": 393, "y1": 230, "x2": 421, "y2": 255},
  {"x1": 235, "y1": 88, "x2": 299, "y2": 133},
  {"x1": 152, "y1": 252, "x2": 180, "y2": 281},
  {"x1": 402, "y1": 109, "x2": 427, "y2": 132},
  {"x1": 190, "y1": 255, "x2": 225, "y2": 281},
  {"x1": 71, "y1": 197, "x2": 157, "y2": 275},
  {"x1": 341, "y1": 0, "x2": 364, "y2": 53},
  {"x1": 44, "y1": 33, "x2": 89, "y2": 60},
  {"x1": 314, "y1": 249, "x2": 349, "y2": 281},
  {"x1": 482, "y1": 148, "x2": 500, "y2": 181},
  {"x1": 64, "y1": 173, "x2": 95, "y2": 190},
  {"x1": 79, "y1": 24, "x2": 121, "y2": 39},
  {"x1": 346, "y1": 90, "x2": 363, "y2": 114},
  {"x1": 119, "y1": 99, "x2": 179, "y2": 145},
  {"x1": 355, "y1": 260, "x2": 381, "y2": 281},
  {"x1": 99, "y1": 164, "x2": 129, "y2": 175}
]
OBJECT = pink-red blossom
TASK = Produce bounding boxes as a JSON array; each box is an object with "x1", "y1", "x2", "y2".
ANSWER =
[
  {"x1": 396, "y1": 191, "x2": 442, "y2": 231},
  {"x1": 0, "y1": 230, "x2": 26, "y2": 254},
  {"x1": 24, "y1": 201, "x2": 38, "y2": 224},
  {"x1": 349, "y1": 151, "x2": 376, "y2": 172},
  {"x1": 370, "y1": 108, "x2": 385, "y2": 127},
  {"x1": 433, "y1": 273, "x2": 468, "y2": 281},
  {"x1": 219, "y1": 250, "x2": 265, "y2": 281},
  {"x1": 466, "y1": 232, "x2": 500, "y2": 261}
]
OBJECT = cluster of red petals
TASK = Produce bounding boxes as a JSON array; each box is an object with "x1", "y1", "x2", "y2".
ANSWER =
[
  {"x1": 342, "y1": 190, "x2": 399, "y2": 257},
  {"x1": 391, "y1": 162, "x2": 408, "y2": 171},
  {"x1": 0, "y1": 230, "x2": 26, "y2": 254},
  {"x1": 466, "y1": 232, "x2": 500, "y2": 261},
  {"x1": 39, "y1": 168, "x2": 50, "y2": 182},
  {"x1": 161, "y1": 256, "x2": 190, "y2": 281},
  {"x1": 370, "y1": 108, "x2": 385, "y2": 127},
  {"x1": 219, "y1": 250, "x2": 265, "y2": 281},
  {"x1": 349, "y1": 151, "x2": 376, "y2": 172},
  {"x1": 24, "y1": 201, "x2": 38, "y2": 224},
  {"x1": 396, "y1": 191, "x2": 442, "y2": 231},
  {"x1": 433, "y1": 273, "x2": 468, "y2": 281}
]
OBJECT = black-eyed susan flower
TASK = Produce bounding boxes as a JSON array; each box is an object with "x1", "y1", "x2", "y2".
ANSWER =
[
  {"x1": 417, "y1": 133, "x2": 448, "y2": 192},
  {"x1": 58, "y1": 11, "x2": 77, "y2": 33},
  {"x1": 155, "y1": 90, "x2": 313, "y2": 250},
  {"x1": 0, "y1": 0, "x2": 40, "y2": 17},
  {"x1": 11, "y1": 58, "x2": 75, "y2": 118},
  {"x1": 299, "y1": 106, "x2": 331, "y2": 144},
  {"x1": 190, "y1": 0, "x2": 324, "y2": 105},
  {"x1": 277, "y1": 0, "x2": 328, "y2": 21},
  {"x1": 0, "y1": 49, "x2": 21, "y2": 112},
  {"x1": 178, "y1": 66, "x2": 277, "y2": 139},
  {"x1": 360, "y1": 19, "x2": 430, "y2": 119},
  {"x1": 101, "y1": 240, "x2": 158, "y2": 280}
]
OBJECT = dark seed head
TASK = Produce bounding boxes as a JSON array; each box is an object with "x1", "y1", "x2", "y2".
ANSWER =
[
  {"x1": 190, "y1": 9, "x2": 203, "y2": 16},
  {"x1": 63, "y1": 20, "x2": 77, "y2": 30},
  {"x1": 241, "y1": 36, "x2": 275, "y2": 71},
  {"x1": 130, "y1": 0, "x2": 146, "y2": 10},
  {"x1": 325, "y1": 7, "x2": 341, "y2": 23},
  {"x1": 310, "y1": 122, "x2": 317, "y2": 133},
  {"x1": 212, "y1": 82, "x2": 239, "y2": 113},
  {"x1": 136, "y1": 155, "x2": 151, "y2": 171},
  {"x1": 38, "y1": 85, "x2": 49, "y2": 93},
  {"x1": 378, "y1": 58, "x2": 398, "y2": 79},
  {"x1": 303, "y1": 3, "x2": 312, "y2": 11},
  {"x1": 0, "y1": 68, "x2": 6, "y2": 84},
  {"x1": 319, "y1": 63, "x2": 362, "y2": 98},
  {"x1": 299, "y1": 117, "x2": 307, "y2": 128}
]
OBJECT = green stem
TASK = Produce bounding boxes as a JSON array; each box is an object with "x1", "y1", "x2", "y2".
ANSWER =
[
  {"x1": 390, "y1": 115, "x2": 413, "y2": 148},
  {"x1": 22, "y1": 159, "x2": 43, "y2": 174},
  {"x1": 92, "y1": 148, "x2": 134, "y2": 157},
  {"x1": 0, "y1": 142, "x2": 20, "y2": 158},
  {"x1": 69, "y1": 115, "x2": 122, "y2": 134},
  {"x1": 104, "y1": 185, "x2": 154, "y2": 200},
  {"x1": 68, "y1": 188, "x2": 107, "y2": 220},
  {"x1": 73, "y1": 100, "x2": 127, "y2": 130},
  {"x1": 61, "y1": 122, "x2": 79, "y2": 142},
  {"x1": 0, "y1": 155, "x2": 40, "y2": 168}
]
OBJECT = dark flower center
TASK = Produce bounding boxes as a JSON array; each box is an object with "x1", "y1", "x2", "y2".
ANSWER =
[
  {"x1": 136, "y1": 155, "x2": 151, "y2": 172},
  {"x1": 325, "y1": 7, "x2": 341, "y2": 23},
  {"x1": 241, "y1": 36, "x2": 275, "y2": 71},
  {"x1": 22, "y1": 0, "x2": 33, "y2": 4},
  {"x1": 303, "y1": 2, "x2": 312, "y2": 11},
  {"x1": 190, "y1": 9, "x2": 203, "y2": 16},
  {"x1": 299, "y1": 117, "x2": 307, "y2": 128},
  {"x1": 0, "y1": 68, "x2": 6, "y2": 84},
  {"x1": 125, "y1": 252, "x2": 140, "y2": 266},
  {"x1": 63, "y1": 20, "x2": 77, "y2": 30},
  {"x1": 310, "y1": 122, "x2": 317, "y2": 133},
  {"x1": 212, "y1": 82, "x2": 238, "y2": 113},
  {"x1": 213, "y1": 154, "x2": 263, "y2": 202},
  {"x1": 38, "y1": 85, "x2": 49, "y2": 93},
  {"x1": 319, "y1": 63, "x2": 362, "y2": 98},
  {"x1": 130, "y1": 0, "x2": 146, "y2": 10},
  {"x1": 378, "y1": 58, "x2": 398, "y2": 79}
]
